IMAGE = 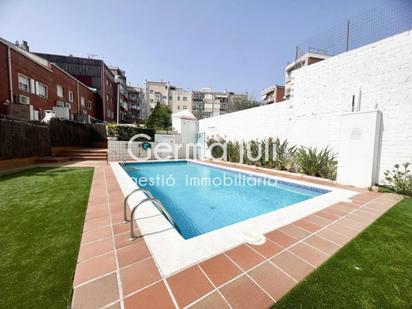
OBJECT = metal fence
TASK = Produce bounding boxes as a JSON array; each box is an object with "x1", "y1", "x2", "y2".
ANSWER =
[{"x1": 296, "y1": 0, "x2": 412, "y2": 58}]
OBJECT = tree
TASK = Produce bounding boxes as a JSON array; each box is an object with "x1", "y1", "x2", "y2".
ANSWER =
[
  {"x1": 230, "y1": 96, "x2": 260, "y2": 112},
  {"x1": 145, "y1": 103, "x2": 172, "y2": 130}
]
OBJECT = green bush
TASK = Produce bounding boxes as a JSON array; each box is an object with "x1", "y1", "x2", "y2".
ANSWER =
[
  {"x1": 145, "y1": 103, "x2": 172, "y2": 130},
  {"x1": 294, "y1": 146, "x2": 337, "y2": 180},
  {"x1": 49, "y1": 118, "x2": 92, "y2": 147},
  {"x1": 206, "y1": 135, "x2": 337, "y2": 180},
  {"x1": 106, "y1": 124, "x2": 155, "y2": 141},
  {"x1": 384, "y1": 163, "x2": 412, "y2": 196},
  {"x1": 207, "y1": 136, "x2": 227, "y2": 159}
]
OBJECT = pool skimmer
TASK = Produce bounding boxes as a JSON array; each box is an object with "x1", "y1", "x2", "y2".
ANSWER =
[{"x1": 244, "y1": 232, "x2": 266, "y2": 245}]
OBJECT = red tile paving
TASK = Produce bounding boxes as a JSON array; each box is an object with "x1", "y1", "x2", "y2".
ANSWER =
[
  {"x1": 63, "y1": 160, "x2": 403, "y2": 308},
  {"x1": 199, "y1": 254, "x2": 242, "y2": 287},
  {"x1": 124, "y1": 281, "x2": 176, "y2": 309},
  {"x1": 225, "y1": 244, "x2": 265, "y2": 271},
  {"x1": 220, "y1": 275, "x2": 273, "y2": 309},
  {"x1": 271, "y1": 251, "x2": 315, "y2": 281},
  {"x1": 248, "y1": 262, "x2": 297, "y2": 301},
  {"x1": 167, "y1": 266, "x2": 214, "y2": 307}
]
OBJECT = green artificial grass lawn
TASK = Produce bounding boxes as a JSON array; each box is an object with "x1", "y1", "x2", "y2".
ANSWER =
[
  {"x1": 0, "y1": 167, "x2": 94, "y2": 309},
  {"x1": 273, "y1": 197, "x2": 412, "y2": 309}
]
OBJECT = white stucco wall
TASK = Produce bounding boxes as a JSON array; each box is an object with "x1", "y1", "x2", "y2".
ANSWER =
[{"x1": 199, "y1": 30, "x2": 412, "y2": 183}]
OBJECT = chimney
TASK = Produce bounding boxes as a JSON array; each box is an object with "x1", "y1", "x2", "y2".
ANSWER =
[{"x1": 21, "y1": 40, "x2": 29, "y2": 51}]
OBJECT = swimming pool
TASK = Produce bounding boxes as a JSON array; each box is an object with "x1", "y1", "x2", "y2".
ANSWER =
[{"x1": 123, "y1": 161, "x2": 329, "y2": 239}]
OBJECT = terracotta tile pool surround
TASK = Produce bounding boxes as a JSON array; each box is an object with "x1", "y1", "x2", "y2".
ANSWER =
[{"x1": 68, "y1": 161, "x2": 403, "y2": 309}]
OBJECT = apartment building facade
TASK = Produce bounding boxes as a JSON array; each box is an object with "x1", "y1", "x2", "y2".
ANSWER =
[
  {"x1": 0, "y1": 38, "x2": 98, "y2": 122},
  {"x1": 261, "y1": 85, "x2": 285, "y2": 105},
  {"x1": 284, "y1": 51, "x2": 330, "y2": 99},
  {"x1": 35, "y1": 52, "x2": 118, "y2": 122},
  {"x1": 144, "y1": 81, "x2": 192, "y2": 117},
  {"x1": 126, "y1": 85, "x2": 144, "y2": 123},
  {"x1": 143, "y1": 81, "x2": 248, "y2": 120}
]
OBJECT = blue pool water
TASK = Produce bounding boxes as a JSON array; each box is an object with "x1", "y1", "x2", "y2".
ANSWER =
[{"x1": 123, "y1": 161, "x2": 329, "y2": 239}]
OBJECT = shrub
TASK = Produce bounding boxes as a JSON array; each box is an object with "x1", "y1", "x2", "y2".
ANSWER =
[
  {"x1": 293, "y1": 146, "x2": 337, "y2": 180},
  {"x1": 207, "y1": 136, "x2": 227, "y2": 159},
  {"x1": 145, "y1": 103, "x2": 172, "y2": 130},
  {"x1": 106, "y1": 124, "x2": 155, "y2": 141},
  {"x1": 273, "y1": 138, "x2": 296, "y2": 170},
  {"x1": 0, "y1": 119, "x2": 50, "y2": 159},
  {"x1": 384, "y1": 163, "x2": 412, "y2": 196},
  {"x1": 49, "y1": 118, "x2": 92, "y2": 147}
]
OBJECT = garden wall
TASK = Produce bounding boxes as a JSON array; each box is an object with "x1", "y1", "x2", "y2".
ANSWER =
[
  {"x1": 0, "y1": 118, "x2": 107, "y2": 163},
  {"x1": 0, "y1": 119, "x2": 51, "y2": 160},
  {"x1": 199, "y1": 30, "x2": 412, "y2": 184}
]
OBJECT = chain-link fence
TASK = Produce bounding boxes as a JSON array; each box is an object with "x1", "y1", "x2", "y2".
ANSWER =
[{"x1": 296, "y1": 0, "x2": 412, "y2": 58}]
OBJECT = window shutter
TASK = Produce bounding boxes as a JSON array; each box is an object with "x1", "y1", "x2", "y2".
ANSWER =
[{"x1": 30, "y1": 79, "x2": 35, "y2": 94}]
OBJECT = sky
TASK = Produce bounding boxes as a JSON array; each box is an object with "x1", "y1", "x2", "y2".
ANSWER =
[{"x1": 0, "y1": 0, "x2": 399, "y2": 98}]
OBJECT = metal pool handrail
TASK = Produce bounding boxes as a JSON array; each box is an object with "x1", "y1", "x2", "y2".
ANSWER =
[
  {"x1": 123, "y1": 188, "x2": 154, "y2": 223},
  {"x1": 129, "y1": 197, "x2": 179, "y2": 240}
]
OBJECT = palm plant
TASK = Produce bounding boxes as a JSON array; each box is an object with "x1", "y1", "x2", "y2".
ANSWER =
[
  {"x1": 273, "y1": 138, "x2": 296, "y2": 170},
  {"x1": 294, "y1": 146, "x2": 337, "y2": 180}
]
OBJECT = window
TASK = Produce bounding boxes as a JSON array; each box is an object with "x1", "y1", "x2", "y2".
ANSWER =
[
  {"x1": 183, "y1": 105, "x2": 188, "y2": 110},
  {"x1": 177, "y1": 105, "x2": 180, "y2": 110},
  {"x1": 150, "y1": 99, "x2": 153, "y2": 103},
  {"x1": 81, "y1": 97, "x2": 85, "y2": 108},
  {"x1": 18, "y1": 74, "x2": 30, "y2": 92},
  {"x1": 66, "y1": 103, "x2": 71, "y2": 109},
  {"x1": 150, "y1": 90, "x2": 154, "y2": 94},
  {"x1": 163, "y1": 95, "x2": 167, "y2": 99},
  {"x1": 183, "y1": 96, "x2": 187, "y2": 101},
  {"x1": 177, "y1": 96, "x2": 180, "y2": 101},
  {"x1": 57, "y1": 84, "x2": 63, "y2": 98},
  {"x1": 68, "y1": 90, "x2": 74, "y2": 102},
  {"x1": 169, "y1": 96, "x2": 172, "y2": 100},
  {"x1": 36, "y1": 82, "x2": 48, "y2": 98},
  {"x1": 88, "y1": 100, "x2": 92, "y2": 110}
]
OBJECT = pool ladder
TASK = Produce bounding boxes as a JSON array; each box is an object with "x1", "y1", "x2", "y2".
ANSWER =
[{"x1": 123, "y1": 188, "x2": 179, "y2": 240}]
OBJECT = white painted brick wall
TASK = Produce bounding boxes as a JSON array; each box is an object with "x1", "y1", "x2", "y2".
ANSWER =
[{"x1": 199, "y1": 30, "x2": 412, "y2": 183}]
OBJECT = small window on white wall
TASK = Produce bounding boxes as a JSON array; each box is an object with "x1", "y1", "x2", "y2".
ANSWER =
[
  {"x1": 18, "y1": 74, "x2": 30, "y2": 92},
  {"x1": 57, "y1": 85, "x2": 63, "y2": 98}
]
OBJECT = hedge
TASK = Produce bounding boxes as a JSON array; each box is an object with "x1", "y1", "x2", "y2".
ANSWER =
[
  {"x1": 49, "y1": 118, "x2": 93, "y2": 147},
  {"x1": 0, "y1": 119, "x2": 51, "y2": 159},
  {"x1": 106, "y1": 124, "x2": 155, "y2": 141}
]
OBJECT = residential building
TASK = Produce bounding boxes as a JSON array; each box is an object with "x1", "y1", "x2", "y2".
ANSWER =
[
  {"x1": 144, "y1": 81, "x2": 170, "y2": 119},
  {"x1": 192, "y1": 88, "x2": 248, "y2": 119},
  {"x1": 0, "y1": 38, "x2": 98, "y2": 122},
  {"x1": 126, "y1": 85, "x2": 144, "y2": 123},
  {"x1": 34, "y1": 52, "x2": 119, "y2": 122},
  {"x1": 170, "y1": 88, "x2": 192, "y2": 113},
  {"x1": 284, "y1": 51, "x2": 330, "y2": 99},
  {"x1": 143, "y1": 81, "x2": 248, "y2": 120},
  {"x1": 110, "y1": 66, "x2": 129, "y2": 123},
  {"x1": 261, "y1": 85, "x2": 285, "y2": 105}
]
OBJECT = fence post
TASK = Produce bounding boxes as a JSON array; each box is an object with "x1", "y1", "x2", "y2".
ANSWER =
[{"x1": 346, "y1": 20, "x2": 350, "y2": 52}]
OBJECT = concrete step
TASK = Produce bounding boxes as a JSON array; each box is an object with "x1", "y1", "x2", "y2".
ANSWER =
[
  {"x1": 56, "y1": 152, "x2": 107, "y2": 157},
  {"x1": 36, "y1": 157, "x2": 70, "y2": 163},
  {"x1": 58, "y1": 148, "x2": 107, "y2": 153},
  {"x1": 69, "y1": 156, "x2": 107, "y2": 161}
]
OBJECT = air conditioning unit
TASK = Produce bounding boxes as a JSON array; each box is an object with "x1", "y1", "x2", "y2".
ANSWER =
[
  {"x1": 15, "y1": 94, "x2": 30, "y2": 104},
  {"x1": 56, "y1": 100, "x2": 65, "y2": 107}
]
